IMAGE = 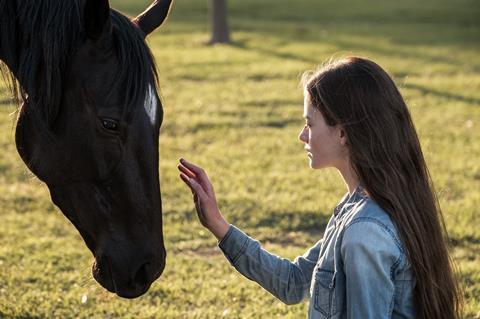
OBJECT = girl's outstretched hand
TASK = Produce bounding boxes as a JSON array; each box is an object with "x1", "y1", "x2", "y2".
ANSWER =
[{"x1": 178, "y1": 158, "x2": 230, "y2": 240}]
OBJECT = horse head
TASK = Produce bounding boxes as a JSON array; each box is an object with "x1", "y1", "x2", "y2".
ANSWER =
[{"x1": 1, "y1": 0, "x2": 173, "y2": 298}]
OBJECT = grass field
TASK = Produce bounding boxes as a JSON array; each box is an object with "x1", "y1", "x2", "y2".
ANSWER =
[{"x1": 1, "y1": 0, "x2": 479, "y2": 317}]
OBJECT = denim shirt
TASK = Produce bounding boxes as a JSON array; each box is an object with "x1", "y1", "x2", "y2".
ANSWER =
[{"x1": 218, "y1": 188, "x2": 416, "y2": 318}]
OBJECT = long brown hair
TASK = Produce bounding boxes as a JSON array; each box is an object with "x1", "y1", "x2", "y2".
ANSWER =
[{"x1": 303, "y1": 57, "x2": 462, "y2": 318}]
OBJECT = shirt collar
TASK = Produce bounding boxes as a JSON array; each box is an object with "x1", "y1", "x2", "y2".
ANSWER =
[{"x1": 333, "y1": 184, "x2": 368, "y2": 218}]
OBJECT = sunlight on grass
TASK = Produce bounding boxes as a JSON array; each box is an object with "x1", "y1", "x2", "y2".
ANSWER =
[{"x1": 1, "y1": 0, "x2": 479, "y2": 317}]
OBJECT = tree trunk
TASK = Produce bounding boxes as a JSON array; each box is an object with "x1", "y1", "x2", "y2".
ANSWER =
[{"x1": 209, "y1": 0, "x2": 230, "y2": 44}]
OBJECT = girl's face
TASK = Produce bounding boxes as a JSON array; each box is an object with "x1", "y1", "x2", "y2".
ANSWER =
[{"x1": 298, "y1": 93, "x2": 346, "y2": 169}]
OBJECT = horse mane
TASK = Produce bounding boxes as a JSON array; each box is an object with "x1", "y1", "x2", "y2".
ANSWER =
[{"x1": 0, "y1": 0, "x2": 158, "y2": 128}]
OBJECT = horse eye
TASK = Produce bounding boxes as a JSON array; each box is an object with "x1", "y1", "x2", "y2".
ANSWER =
[{"x1": 101, "y1": 119, "x2": 119, "y2": 131}]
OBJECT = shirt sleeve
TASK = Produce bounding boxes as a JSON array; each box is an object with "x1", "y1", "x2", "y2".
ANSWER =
[
  {"x1": 218, "y1": 224, "x2": 323, "y2": 305},
  {"x1": 341, "y1": 220, "x2": 403, "y2": 319}
]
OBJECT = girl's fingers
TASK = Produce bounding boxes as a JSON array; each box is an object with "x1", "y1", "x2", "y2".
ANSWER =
[
  {"x1": 188, "y1": 177, "x2": 208, "y2": 200},
  {"x1": 179, "y1": 173, "x2": 193, "y2": 192},
  {"x1": 179, "y1": 173, "x2": 195, "y2": 195},
  {"x1": 178, "y1": 163, "x2": 195, "y2": 179},
  {"x1": 179, "y1": 159, "x2": 215, "y2": 194},
  {"x1": 179, "y1": 173, "x2": 208, "y2": 199},
  {"x1": 180, "y1": 158, "x2": 206, "y2": 179}
]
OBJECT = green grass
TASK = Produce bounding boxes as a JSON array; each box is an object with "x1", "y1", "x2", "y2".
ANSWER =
[{"x1": 1, "y1": 0, "x2": 479, "y2": 317}]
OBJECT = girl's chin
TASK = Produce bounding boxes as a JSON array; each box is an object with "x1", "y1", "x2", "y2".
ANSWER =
[{"x1": 309, "y1": 158, "x2": 324, "y2": 170}]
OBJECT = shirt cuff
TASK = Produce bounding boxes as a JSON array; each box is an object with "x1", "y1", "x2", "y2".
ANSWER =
[{"x1": 218, "y1": 224, "x2": 250, "y2": 265}]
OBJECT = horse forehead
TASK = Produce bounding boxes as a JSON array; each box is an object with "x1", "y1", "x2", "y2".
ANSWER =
[{"x1": 144, "y1": 85, "x2": 158, "y2": 125}]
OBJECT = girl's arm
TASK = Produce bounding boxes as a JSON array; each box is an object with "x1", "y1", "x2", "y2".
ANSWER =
[
  {"x1": 219, "y1": 224, "x2": 323, "y2": 304},
  {"x1": 178, "y1": 158, "x2": 323, "y2": 304}
]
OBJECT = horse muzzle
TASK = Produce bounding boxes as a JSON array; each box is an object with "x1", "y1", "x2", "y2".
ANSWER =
[{"x1": 92, "y1": 245, "x2": 166, "y2": 298}]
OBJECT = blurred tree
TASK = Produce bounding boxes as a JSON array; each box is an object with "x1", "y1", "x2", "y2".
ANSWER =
[{"x1": 209, "y1": 0, "x2": 230, "y2": 43}]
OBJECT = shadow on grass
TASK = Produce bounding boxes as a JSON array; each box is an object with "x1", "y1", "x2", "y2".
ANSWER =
[
  {"x1": 239, "y1": 98, "x2": 298, "y2": 108},
  {"x1": 228, "y1": 34, "x2": 480, "y2": 107},
  {"x1": 230, "y1": 40, "x2": 317, "y2": 65},
  {"x1": 403, "y1": 83, "x2": 480, "y2": 106},
  {"x1": 450, "y1": 235, "x2": 480, "y2": 250},
  {"x1": 245, "y1": 210, "x2": 331, "y2": 233},
  {"x1": 0, "y1": 98, "x2": 13, "y2": 106},
  {"x1": 459, "y1": 269, "x2": 480, "y2": 302},
  {"x1": 187, "y1": 118, "x2": 299, "y2": 133},
  {"x1": 327, "y1": 35, "x2": 476, "y2": 69},
  {"x1": 0, "y1": 312, "x2": 44, "y2": 319},
  {"x1": 144, "y1": 287, "x2": 170, "y2": 300}
]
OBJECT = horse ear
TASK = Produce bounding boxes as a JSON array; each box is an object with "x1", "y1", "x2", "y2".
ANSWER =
[
  {"x1": 84, "y1": 0, "x2": 112, "y2": 42},
  {"x1": 133, "y1": 0, "x2": 173, "y2": 37}
]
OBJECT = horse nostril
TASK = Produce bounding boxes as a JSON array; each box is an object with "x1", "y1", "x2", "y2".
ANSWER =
[{"x1": 134, "y1": 262, "x2": 151, "y2": 287}]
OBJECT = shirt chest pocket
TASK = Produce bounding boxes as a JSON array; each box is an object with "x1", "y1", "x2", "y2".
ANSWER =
[{"x1": 313, "y1": 269, "x2": 338, "y2": 318}]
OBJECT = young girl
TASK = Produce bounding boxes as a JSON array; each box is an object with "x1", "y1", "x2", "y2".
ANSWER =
[{"x1": 178, "y1": 57, "x2": 462, "y2": 318}]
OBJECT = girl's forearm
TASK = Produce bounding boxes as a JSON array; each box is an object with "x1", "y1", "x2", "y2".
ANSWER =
[{"x1": 207, "y1": 216, "x2": 230, "y2": 241}]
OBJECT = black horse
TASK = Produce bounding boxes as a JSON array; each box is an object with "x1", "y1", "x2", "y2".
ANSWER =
[{"x1": 0, "y1": 0, "x2": 173, "y2": 298}]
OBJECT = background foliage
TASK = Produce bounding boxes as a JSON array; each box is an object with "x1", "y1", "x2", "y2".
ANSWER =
[{"x1": 1, "y1": 0, "x2": 479, "y2": 317}]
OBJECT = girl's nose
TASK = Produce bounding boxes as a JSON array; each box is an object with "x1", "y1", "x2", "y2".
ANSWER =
[{"x1": 298, "y1": 126, "x2": 308, "y2": 143}]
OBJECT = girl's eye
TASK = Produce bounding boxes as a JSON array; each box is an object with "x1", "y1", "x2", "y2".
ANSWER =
[{"x1": 101, "y1": 119, "x2": 119, "y2": 131}]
